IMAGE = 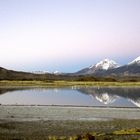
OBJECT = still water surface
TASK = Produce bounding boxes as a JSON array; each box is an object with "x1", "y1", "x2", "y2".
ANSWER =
[{"x1": 0, "y1": 87, "x2": 140, "y2": 107}]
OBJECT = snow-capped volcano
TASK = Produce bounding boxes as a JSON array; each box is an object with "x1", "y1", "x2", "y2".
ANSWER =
[
  {"x1": 92, "y1": 58, "x2": 119, "y2": 70},
  {"x1": 89, "y1": 59, "x2": 119, "y2": 70},
  {"x1": 128, "y1": 56, "x2": 140, "y2": 65},
  {"x1": 75, "y1": 59, "x2": 119, "y2": 75}
]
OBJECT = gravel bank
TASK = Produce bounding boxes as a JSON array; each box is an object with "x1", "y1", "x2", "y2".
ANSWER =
[{"x1": 0, "y1": 105, "x2": 140, "y2": 121}]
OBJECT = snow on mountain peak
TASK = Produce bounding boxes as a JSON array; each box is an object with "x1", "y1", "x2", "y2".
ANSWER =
[
  {"x1": 32, "y1": 71, "x2": 49, "y2": 74},
  {"x1": 53, "y1": 71, "x2": 61, "y2": 75},
  {"x1": 128, "y1": 56, "x2": 140, "y2": 65},
  {"x1": 95, "y1": 58, "x2": 119, "y2": 70},
  {"x1": 89, "y1": 65, "x2": 94, "y2": 69}
]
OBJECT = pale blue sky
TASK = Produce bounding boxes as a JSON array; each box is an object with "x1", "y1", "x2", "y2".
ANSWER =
[{"x1": 0, "y1": 0, "x2": 140, "y2": 72}]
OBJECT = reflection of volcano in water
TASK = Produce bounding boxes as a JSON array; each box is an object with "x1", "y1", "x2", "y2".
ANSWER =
[
  {"x1": 91, "y1": 93, "x2": 118, "y2": 105},
  {"x1": 78, "y1": 87, "x2": 140, "y2": 107}
]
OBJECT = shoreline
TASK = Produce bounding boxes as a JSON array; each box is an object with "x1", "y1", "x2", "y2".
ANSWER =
[
  {"x1": 0, "y1": 105, "x2": 140, "y2": 121},
  {"x1": 0, "y1": 104, "x2": 140, "y2": 109}
]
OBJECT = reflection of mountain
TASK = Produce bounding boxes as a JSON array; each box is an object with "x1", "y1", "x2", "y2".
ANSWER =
[
  {"x1": 91, "y1": 93, "x2": 117, "y2": 104},
  {"x1": 0, "y1": 88, "x2": 17, "y2": 95},
  {"x1": 129, "y1": 99, "x2": 140, "y2": 107},
  {"x1": 78, "y1": 87, "x2": 140, "y2": 107},
  {"x1": 0, "y1": 88, "x2": 30, "y2": 95}
]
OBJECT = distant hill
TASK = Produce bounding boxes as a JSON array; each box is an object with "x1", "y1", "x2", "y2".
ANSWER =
[
  {"x1": 0, "y1": 67, "x2": 91, "y2": 81},
  {"x1": 0, "y1": 67, "x2": 54, "y2": 80}
]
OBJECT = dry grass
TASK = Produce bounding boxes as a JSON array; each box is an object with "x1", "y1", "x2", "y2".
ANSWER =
[{"x1": 0, "y1": 80, "x2": 140, "y2": 88}]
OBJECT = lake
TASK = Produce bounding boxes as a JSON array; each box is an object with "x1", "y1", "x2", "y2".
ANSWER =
[{"x1": 0, "y1": 87, "x2": 140, "y2": 108}]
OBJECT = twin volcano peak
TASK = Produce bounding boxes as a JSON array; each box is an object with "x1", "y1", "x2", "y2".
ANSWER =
[{"x1": 89, "y1": 58, "x2": 119, "y2": 70}]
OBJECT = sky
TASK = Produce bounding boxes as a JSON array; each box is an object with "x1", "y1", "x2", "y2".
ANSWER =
[{"x1": 0, "y1": 0, "x2": 140, "y2": 72}]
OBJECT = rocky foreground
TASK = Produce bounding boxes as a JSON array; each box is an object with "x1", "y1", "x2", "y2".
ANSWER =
[{"x1": 0, "y1": 106, "x2": 140, "y2": 140}]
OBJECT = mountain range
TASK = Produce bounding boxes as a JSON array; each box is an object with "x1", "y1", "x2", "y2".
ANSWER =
[
  {"x1": 0, "y1": 56, "x2": 140, "y2": 81},
  {"x1": 74, "y1": 56, "x2": 140, "y2": 77}
]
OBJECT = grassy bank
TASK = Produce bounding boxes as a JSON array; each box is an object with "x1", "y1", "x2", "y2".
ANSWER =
[{"x1": 0, "y1": 80, "x2": 140, "y2": 88}]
